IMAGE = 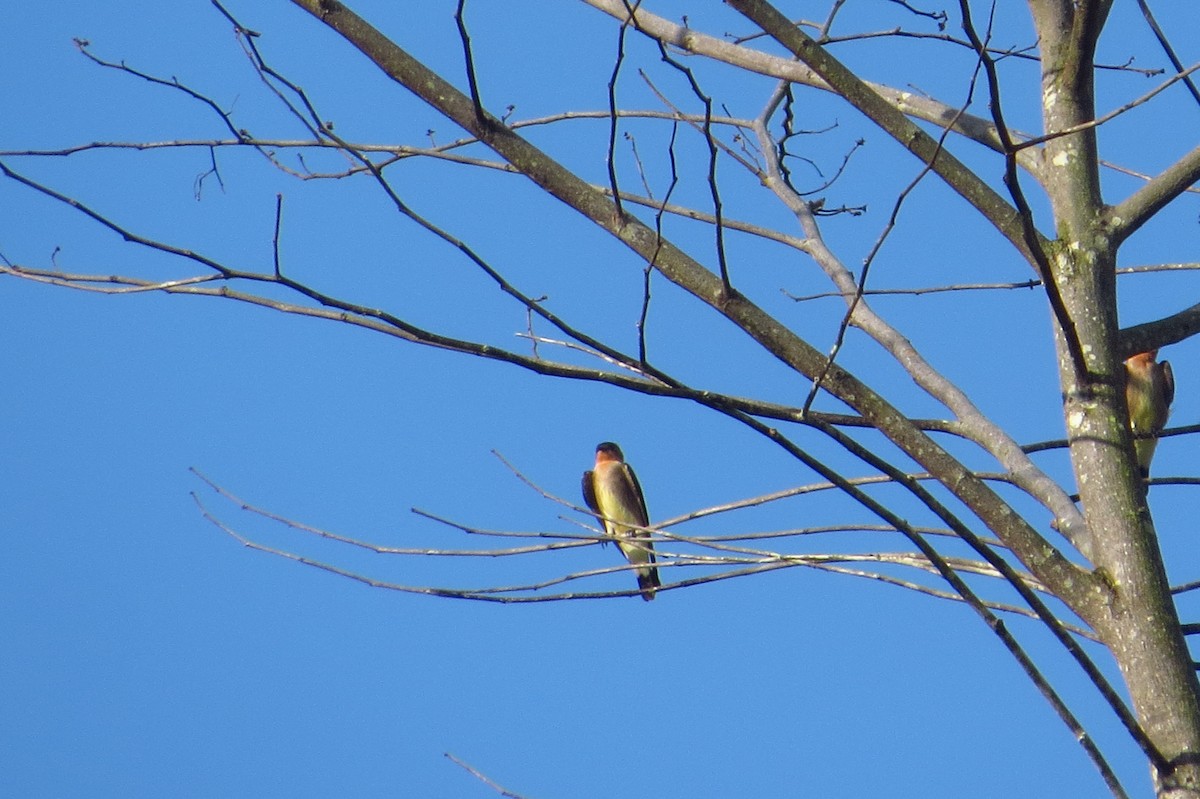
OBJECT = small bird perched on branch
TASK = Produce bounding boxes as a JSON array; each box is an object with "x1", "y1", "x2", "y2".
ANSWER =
[
  {"x1": 582, "y1": 441, "x2": 661, "y2": 601},
  {"x1": 1125, "y1": 350, "x2": 1174, "y2": 478}
]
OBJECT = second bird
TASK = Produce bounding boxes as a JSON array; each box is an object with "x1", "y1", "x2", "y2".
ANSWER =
[
  {"x1": 1125, "y1": 349, "x2": 1174, "y2": 478},
  {"x1": 582, "y1": 442, "x2": 661, "y2": 601}
]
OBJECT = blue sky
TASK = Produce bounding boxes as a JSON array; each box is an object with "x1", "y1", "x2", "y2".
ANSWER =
[{"x1": 2, "y1": 2, "x2": 1198, "y2": 797}]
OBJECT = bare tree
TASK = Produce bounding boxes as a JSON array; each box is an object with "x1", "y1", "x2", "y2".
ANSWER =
[{"x1": 4, "y1": 1, "x2": 1200, "y2": 796}]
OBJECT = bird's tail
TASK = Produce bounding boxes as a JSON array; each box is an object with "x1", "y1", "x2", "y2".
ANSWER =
[
  {"x1": 1135, "y1": 438, "x2": 1159, "y2": 479},
  {"x1": 637, "y1": 567, "x2": 662, "y2": 602}
]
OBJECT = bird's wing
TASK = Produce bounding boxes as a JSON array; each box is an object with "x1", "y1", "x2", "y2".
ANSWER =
[
  {"x1": 617, "y1": 463, "x2": 650, "y2": 528},
  {"x1": 1163, "y1": 360, "x2": 1176, "y2": 408},
  {"x1": 617, "y1": 464, "x2": 656, "y2": 567},
  {"x1": 581, "y1": 470, "x2": 600, "y2": 516}
]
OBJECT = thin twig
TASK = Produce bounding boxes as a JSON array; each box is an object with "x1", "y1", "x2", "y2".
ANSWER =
[{"x1": 445, "y1": 754, "x2": 533, "y2": 799}]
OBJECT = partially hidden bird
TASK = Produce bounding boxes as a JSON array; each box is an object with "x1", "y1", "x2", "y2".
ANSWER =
[
  {"x1": 1125, "y1": 350, "x2": 1174, "y2": 478},
  {"x1": 582, "y1": 441, "x2": 661, "y2": 601}
]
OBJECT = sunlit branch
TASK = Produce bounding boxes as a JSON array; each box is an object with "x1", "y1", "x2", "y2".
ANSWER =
[
  {"x1": 786, "y1": 26, "x2": 1158, "y2": 76},
  {"x1": 196, "y1": 481, "x2": 944, "y2": 602},
  {"x1": 192, "y1": 469, "x2": 601, "y2": 556},
  {"x1": 808, "y1": 561, "x2": 1096, "y2": 641},
  {"x1": 657, "y1": 471, "x2": 1019, "y2": 531},
  {"x1": 785, "y1": 263, "x2": 1200, "y2": 302},
  {"x1": 515, "y1": 333, "x2": 652, "y2": 377},
  {"x1": 583, "y1": 0, "x2": 1045, "y2": 181},
  {"x1": 1102, "y1": 159, "x2": 1200, "y2": 197},
  {"x1": 490, "y1": 448, "x2": 1025, "y2": 547},
  {"x1": 661, "y1": 524, "x2": 963, "y2": 543},
  {"x1": 1013, "y1": 61, "x2": 1200, "y2": 151},
  {"x1": 192, "y1": 467, "x2": 1095, "y2": 633},
  {"x1": 445, "y1": 754, "x2": 533, "y2": 799}
]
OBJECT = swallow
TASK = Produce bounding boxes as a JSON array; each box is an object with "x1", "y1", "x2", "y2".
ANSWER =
[
  {"x1": 582, "y1": 441, "x2": 661, "y2": 601},
  {"x1": 1125, "y1": 350, "x2": 1174, "y2": 478}
]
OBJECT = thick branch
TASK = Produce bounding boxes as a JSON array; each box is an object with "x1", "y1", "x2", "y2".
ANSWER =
[
  {"x1": 1120, "y1": 303, "x2": 1200, "y2": 358},
  {"x1": 1107, "y1": 144, "x2": 1200, "y2": 245}
]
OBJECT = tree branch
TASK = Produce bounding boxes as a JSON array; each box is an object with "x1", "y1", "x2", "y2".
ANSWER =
[
  {"x1": 582, "y1": 0, "x2": 1046, "y2": 182},
  {"x1": 1107, "y1": 143, "x2": 1200, "y2": 245}
]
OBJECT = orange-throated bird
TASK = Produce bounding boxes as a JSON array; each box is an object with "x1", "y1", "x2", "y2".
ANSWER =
[
  {"x1": 582, "y1": 442, "x2": 661, "y2": 601},
  {"x1": 1125, "y1": 350, "x2": 1174, "y2": 478}
]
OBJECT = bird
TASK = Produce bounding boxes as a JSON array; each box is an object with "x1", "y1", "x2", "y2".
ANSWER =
[
  {"x1": 581, "y1": 441, "x2": 661, "y2": 601},
  {"x1": 1125, "y1": 350, "x2": 1174, "y2": 478}
]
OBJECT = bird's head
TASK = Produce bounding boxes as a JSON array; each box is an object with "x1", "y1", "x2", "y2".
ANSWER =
[
  {"x1": 1127, "y1": 350, "x2": 1160, "y2": 370},
  {"x1": 594, "y1": 442, "x2": 624, "y2": 463}
]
